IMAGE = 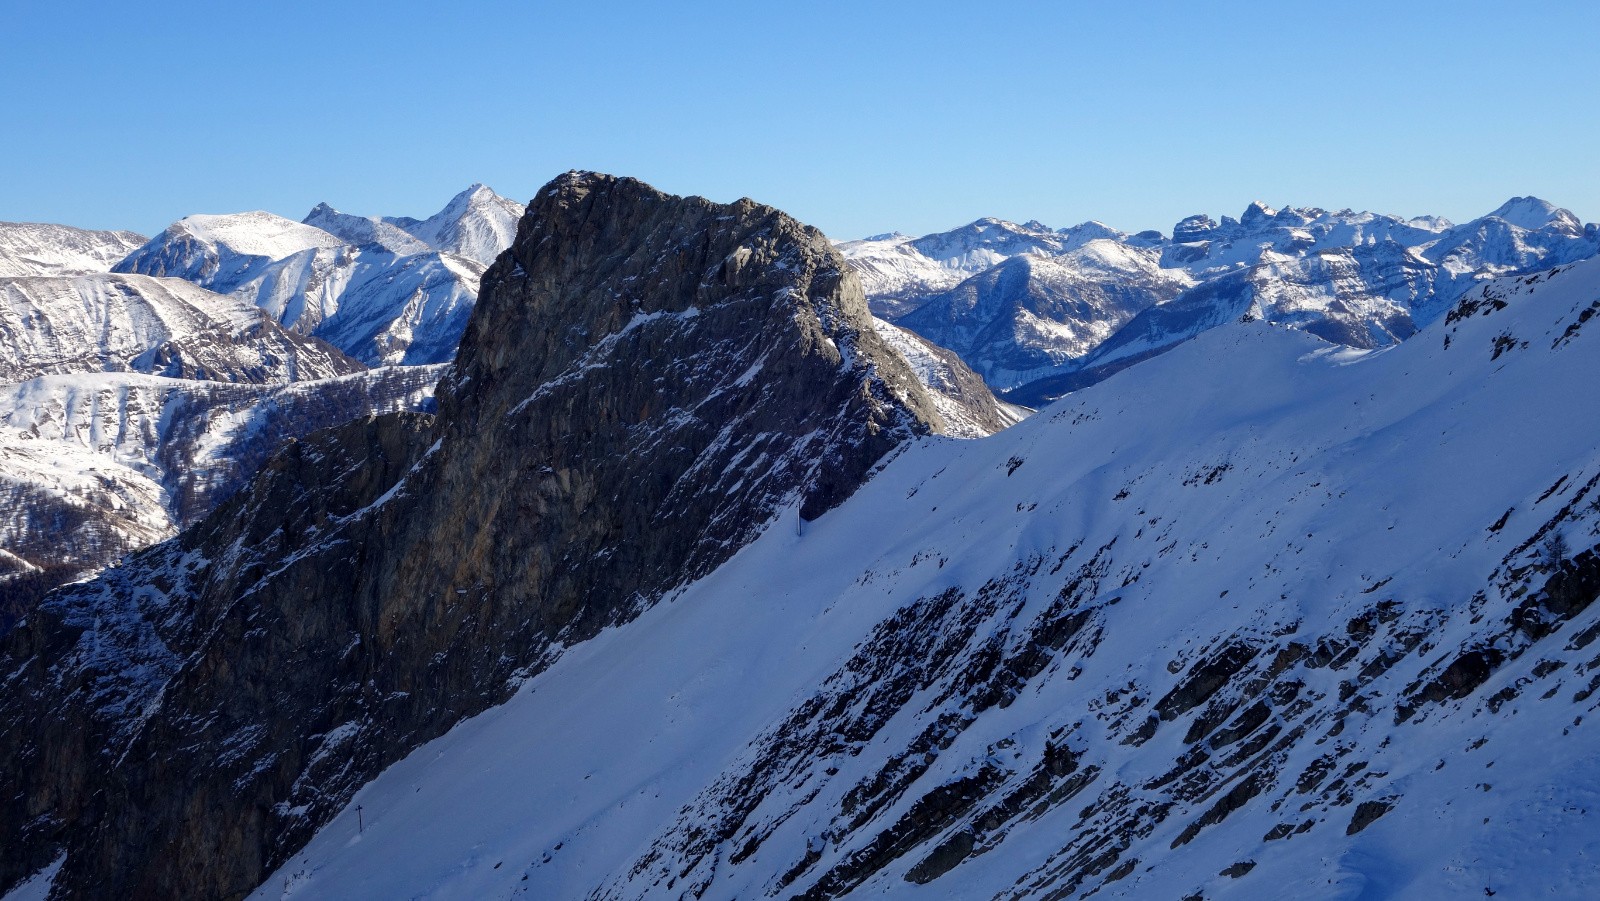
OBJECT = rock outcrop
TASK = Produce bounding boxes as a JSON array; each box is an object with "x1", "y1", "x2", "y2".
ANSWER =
[
  {"x1": 0, "y1": 172, "x2": 942, "y2": 899},
  {"x1": 871, "y1": 316, "x2": 1028, "y2": 437}
]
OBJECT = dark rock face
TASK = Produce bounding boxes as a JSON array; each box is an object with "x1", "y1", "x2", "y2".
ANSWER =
[
  {"x1": 1171, "y1": 214, "x2": 1218, "y2": 244},
  {"x1": 0, "y1": 172, "x2": 939, "y2": 899}
]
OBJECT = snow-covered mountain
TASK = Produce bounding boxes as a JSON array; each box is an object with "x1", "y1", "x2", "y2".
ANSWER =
[
  {"x1": 851, "y1": 199, "x2": 1599, "y2": 402},
  {"x1": 0, "y1": 366, "x2": 441, "y2": 612},
  {"x1": 0, "y1": 240, "x2": 445, "y2": 616},
  {"x1": 381, "y1": 183, "x2": 524, "y2": 267},
  {"x1": 0, "y1": 273, "x2": 363, "y2": 383},
  {"x1": 896, "y1": 242, "x2": 1192, "y2": 387},
  {"x1": 0, "y1": 222, "x2": 146, "y2": 278},
  {"x1": 114, "y1": 186, "x2": 524, "y2": 365},
  {"x1": 837, "y1": 219, "x2": 1160, "y2": 319},
  {"x1": 220, "y1": 253, "x2": 1600, "y2": 901}
]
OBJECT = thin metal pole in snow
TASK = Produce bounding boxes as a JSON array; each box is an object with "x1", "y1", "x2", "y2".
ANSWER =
[{"x1": 357, "y1": 805, "x2": 364, "y2": 833}]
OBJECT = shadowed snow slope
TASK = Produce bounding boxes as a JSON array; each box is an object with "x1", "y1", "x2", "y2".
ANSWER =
[{"x1": 243, "y1": 256, "x2": 1600, "y2": 901}]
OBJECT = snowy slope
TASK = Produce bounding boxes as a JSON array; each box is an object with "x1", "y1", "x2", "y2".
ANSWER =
[
  {"x1": 0, "y1": 365, "x2": 442, "y2": 585},
  {"x1": 871, "y1": 317, "x2": 1028, "y2": 438},
  {"x1": 0, "y1": 222, "x2": 146, "y2": 278},
  {"x1": 0, "y1": 234, "x2": 438, "y2": 609},
  {"x1": 241, "y1": 256, "x2": 1600, "y2": 900},
  {"x1": 232, "y1": 246, "x2": 483, "y2": 366},
  {"x1": 0, "y1": 273, "x2": 363, "y2": 383}
]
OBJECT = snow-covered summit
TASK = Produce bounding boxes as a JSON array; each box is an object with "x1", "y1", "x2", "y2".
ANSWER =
[
  {"x1": 383, "y1": 183, "x2": 524, "y2": 267},
  {"x1": 113, "y1": 211, "x2": 346, "y2": 296},
  {"x1": 1486, "y1": 195, "x2": 1583, "y2": 234},
  {"x1": 165, "y1": 210, "x2": 343, "y2": 263}
]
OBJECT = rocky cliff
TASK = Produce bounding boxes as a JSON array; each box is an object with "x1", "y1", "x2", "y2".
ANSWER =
[
  {"x1": 0, "y1": 172, "x2": 943, "y2": 899},
  {"x1": 237, "y1": 256, "x2": 1600, "y2": 901}
]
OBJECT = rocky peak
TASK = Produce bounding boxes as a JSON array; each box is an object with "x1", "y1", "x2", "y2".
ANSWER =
[
  {"x1": 444, "y1": 170, "x2": 941, "y2": 519},
  {"x1": 390, "y1": 183, "x2": 524, "y2": 266},
  {"x1": 0, "y1": 171, "x2": 943, "y2": 899},
  {"x1": 1172, "y1": 213, "x2": 1217, "y2": 243},
  {"x1": 1240, "y1": 199, "x2": 1275, "y2": 226}
]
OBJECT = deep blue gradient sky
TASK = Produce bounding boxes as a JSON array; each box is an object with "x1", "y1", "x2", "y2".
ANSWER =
[{"x1": 4, "y1": 1, "x2": 1596, "y2": 239}]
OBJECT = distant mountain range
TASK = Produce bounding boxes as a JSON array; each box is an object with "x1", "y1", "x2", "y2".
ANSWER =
[{"x1": 843, "y1": 197, "x2": 1600, "y2": 404}]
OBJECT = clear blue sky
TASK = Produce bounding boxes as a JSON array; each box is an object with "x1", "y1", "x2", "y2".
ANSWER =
[{"x1": 3, "y1": 1, "x2": 1596, "y2": 240}]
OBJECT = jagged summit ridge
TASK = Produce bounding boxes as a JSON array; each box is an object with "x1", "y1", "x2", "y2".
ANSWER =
[
  {"x1": 0, "y1": 171, "x2": 946, "y2": 899},
  {"x1": 387, "y1": 182, "x2": 524, "y2": 266},
  {"x1": 302, "y1": 202, "x2": 431, "y2": 255}
]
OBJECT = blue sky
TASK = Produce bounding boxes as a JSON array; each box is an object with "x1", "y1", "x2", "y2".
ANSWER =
[{"x1": 3, "y1": 1, "x2": 1596, "y2": 239}]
